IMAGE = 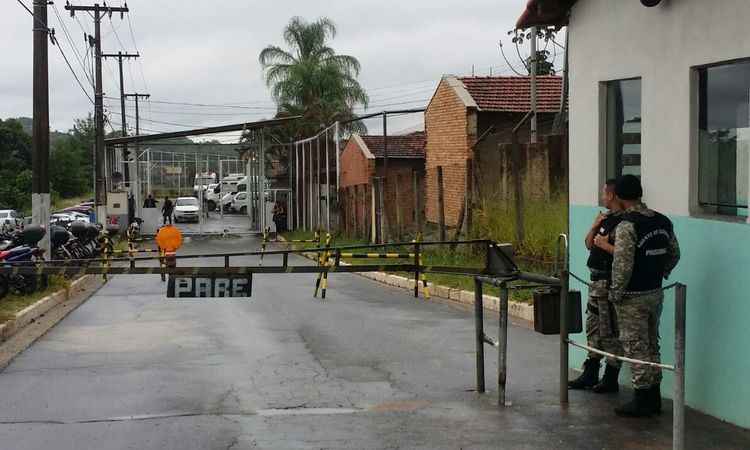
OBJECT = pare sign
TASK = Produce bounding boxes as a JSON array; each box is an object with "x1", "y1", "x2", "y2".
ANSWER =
[{"x1": 167, "y1": 275, "x2": 252, "y2": 298}]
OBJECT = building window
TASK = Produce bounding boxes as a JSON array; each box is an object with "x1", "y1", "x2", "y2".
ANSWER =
[
  {"x1": 605, "y1": 78, "x2": 642, "y2": 179},
  {"x1": 698, "y1": 60, "x2": 750, "y2": 217}
]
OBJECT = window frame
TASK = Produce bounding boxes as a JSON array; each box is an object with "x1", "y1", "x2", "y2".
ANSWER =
[
  {"x1": 691, "y1": 57, "x2": 750, "y2": 221},
  {"x1": 599, "y1": 76, "x2": 643, "y2": 202}
]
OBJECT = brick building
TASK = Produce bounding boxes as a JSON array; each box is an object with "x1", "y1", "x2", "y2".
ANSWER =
[
  {"x1": 340, "y1": 132, "x2": 425, "y2": 238},
  {"x1": 424, "y1": 75, "x2": 563, "y2": 226}
]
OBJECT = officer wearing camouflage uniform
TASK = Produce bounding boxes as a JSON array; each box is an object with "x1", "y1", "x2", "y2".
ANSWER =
[
  {"x1": 568, "y1": 179, "x2": 624, "y2": 393},
  {"x1": 609, "y1": 175, "x2": 680, "y2": 417}
]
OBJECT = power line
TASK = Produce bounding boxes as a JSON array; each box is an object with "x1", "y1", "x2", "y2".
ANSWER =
[{"x1": 16, "y1": 0, "x2": 94, "y2": 104}]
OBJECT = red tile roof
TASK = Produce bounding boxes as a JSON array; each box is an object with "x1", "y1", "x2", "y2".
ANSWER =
[
  {"x1": 360, "y1": 132, "x2": 425, "y2": 159},
  {"x1": 458, "y1": 76, "x2": 563, "y2": 113},
  {"x1": 516, "y1": 0, "x2": 576, "y2": 29}
]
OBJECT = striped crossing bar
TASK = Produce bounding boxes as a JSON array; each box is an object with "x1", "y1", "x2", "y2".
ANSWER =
[
  {"x1": 111, "y1": 248, "x2": 162, "y2": 254},
  {"x1": 339, "y1": 253, "x2": 415, "y2": 259},
  {"x1": 0, "y1": 264, "x2": 486, "y2": 277}
]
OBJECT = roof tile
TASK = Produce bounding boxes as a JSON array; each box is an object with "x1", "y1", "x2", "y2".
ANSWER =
[
  {"x1": 458, "y1": 75, "x2": 563, "y2": 113},
  {"x1": 360, "y1": 132, "x2": 425, "y2": 159}
]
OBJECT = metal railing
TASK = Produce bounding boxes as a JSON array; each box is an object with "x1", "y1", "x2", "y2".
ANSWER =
[{"x1": 473, "y1": 233, "x2": 687, "y2": 450}]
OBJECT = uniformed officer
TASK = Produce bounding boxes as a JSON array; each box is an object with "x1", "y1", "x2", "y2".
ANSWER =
[
  {"x1": 609, "y1": 175, "x2": 680, "y2": 417},
  {"x1": 569, "y1": 180, "x2": 624, "y2": 393}
]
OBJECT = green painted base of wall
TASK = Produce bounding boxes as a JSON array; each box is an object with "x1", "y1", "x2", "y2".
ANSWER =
[{"x1": 570, "y1": 205, "x2": 750, "y2": 429}]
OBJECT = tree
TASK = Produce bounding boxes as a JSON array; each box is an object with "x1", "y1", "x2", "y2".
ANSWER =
[
  {"x1": 525, "y1": 50, "x2": 555, "y2": 76},
  {"x1": 50, "y1": 116, "x2": 95, "y2": 198},
  {"x1": 259, "y1": 17, "x2": 369, "y2": 137},
  {"x1": 0, "y1": 119, "x2": 33, "y2": 211}
]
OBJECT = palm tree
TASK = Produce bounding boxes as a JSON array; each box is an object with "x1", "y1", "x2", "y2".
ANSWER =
[{"x1": 259, "y1": 17, "x2": 369, "y2": 136}]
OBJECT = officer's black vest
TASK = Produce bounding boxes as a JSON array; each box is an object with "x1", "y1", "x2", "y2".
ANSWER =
[
  {"x1": 622, "y1": 211, "x2": 674, "y2": 292},
  {"x1": 586, "y1": 213, "x2": 623, "y2": 274}
]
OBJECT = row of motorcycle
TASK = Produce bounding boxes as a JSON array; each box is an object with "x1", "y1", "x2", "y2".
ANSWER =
[{"x1": 0, "y1": 221, "x2": 113, "y2": 300}]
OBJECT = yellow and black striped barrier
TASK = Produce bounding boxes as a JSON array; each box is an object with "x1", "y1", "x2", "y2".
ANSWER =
[
  {"x1": 314, "y1": 233, "x2": 333, "y2": 299},
  {"x1": 338, "y1": 253, "x2": 415, "y2": 259},
  {"x1": 111, "y1": 248, "x2": 162, "y2": 255}
]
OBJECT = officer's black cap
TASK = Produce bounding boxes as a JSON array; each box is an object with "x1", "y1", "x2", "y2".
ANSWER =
[{"x1": 615, "y1": 175, "x2": 643, "y2": 200}]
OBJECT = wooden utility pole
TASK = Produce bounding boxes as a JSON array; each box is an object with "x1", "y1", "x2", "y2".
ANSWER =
[
  {"x1": 102, "y1": 51, "x2": 139, "y2": 184},
  {"x1": 65, "y1": 2, "x2": 129, "y2": 225},
  {"x1": 32, "y1": 0, "x2": 50, "y2": 255}
]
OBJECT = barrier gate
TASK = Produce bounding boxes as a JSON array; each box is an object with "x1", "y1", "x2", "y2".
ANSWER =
[{"x1": 0, "y1": 234, "x2": 687, "y2": 449}]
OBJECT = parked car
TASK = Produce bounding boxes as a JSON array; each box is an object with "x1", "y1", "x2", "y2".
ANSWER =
[
  {"x1": 231, "y1": 192, "x2": 248, "y2": 214},
  {"x1": 173, "y1": 197, "x2": 200, "y2": 223},
  {"x1": 50, "y1": 213, "x2": 74, "y2": 227},
  {"x1": 0, "y1": 210, "x2": 22, "y2": 231}
]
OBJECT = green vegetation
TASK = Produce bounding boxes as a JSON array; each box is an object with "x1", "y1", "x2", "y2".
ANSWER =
[
  {"x1": 0, "y1": 117, "x2": 95, "y2": 214},
  {"x1": 473, "y1": 194, "x2": 568, "y2": 262},
  {"x1": 0, "y1": 276, "x2": 68, "y2": 324}
]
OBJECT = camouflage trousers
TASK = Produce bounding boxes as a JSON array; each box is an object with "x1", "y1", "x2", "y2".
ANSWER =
[
  {"x1": 614, "y1": 292, "x2": 664, "y2": 389},
  {"x1": 586, "y1": 279, "x2": 622, "y2": 367}
]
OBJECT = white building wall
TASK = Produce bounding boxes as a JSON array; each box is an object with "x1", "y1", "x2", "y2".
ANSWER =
[{"x1": 568, "y1": 0, "x2": 750, "y2": 215}]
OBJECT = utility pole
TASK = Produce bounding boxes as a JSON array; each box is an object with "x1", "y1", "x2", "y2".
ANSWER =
[
  {"x1": 65, "y1": 2, "x2": 129, "y2": 226},
  {"x1": 32, "y1": 0, "x2": 51, "y2": 255},
  {"x1": 530, "y1": 26, "x2": 538, "y2": 144},
  {"x1": 124, "y1": 93, "x2": 149, "y2": 218},
  {"x1": 102, "y1": 51, "x2": 139, "y2": 185}
]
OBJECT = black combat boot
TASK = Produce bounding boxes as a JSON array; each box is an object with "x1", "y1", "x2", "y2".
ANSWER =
[
  {"x1": 650, "y1": 384, "x2": 662, "y2": 415},
  {"x1": 568, "y1": 358, "x2": 600, "y2": 390},
  {"x1": 614, "y1": 388, "x2": 654, "y2": 417},
  {"x1": 592, "y1": 364, "x2": 620, "y2": 394}
]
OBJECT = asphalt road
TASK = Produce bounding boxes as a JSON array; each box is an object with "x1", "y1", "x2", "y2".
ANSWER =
[{"x1": 0, "y1": 236, "x2": 746, "y2": 449}]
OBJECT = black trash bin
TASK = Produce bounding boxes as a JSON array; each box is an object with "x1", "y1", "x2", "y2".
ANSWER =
[{"x1": 533, "y1": 287, "x2": 583, "y2": 335}]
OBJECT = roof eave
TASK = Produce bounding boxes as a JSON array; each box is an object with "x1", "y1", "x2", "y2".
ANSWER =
[{"x1": 516, "y1": 0, "x2": 576, "y2": 30}]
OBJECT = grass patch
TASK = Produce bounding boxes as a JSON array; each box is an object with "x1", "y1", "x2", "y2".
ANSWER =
[{"x1": 0, "y1": 276, "x2": 69, "y2": 324}]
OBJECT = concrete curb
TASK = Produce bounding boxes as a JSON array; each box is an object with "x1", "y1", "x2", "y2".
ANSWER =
[
  {"x1": 0, "y1": 275, "x2": 100, "y2": 344},
  {"x1": 277, "y1": 237, "x2": 535, "y2": 324}
]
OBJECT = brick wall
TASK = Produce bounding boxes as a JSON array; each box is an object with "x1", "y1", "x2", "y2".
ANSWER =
[
  {"x1": 425, "y1": 80, "x2": 475, "y2": 226},
  {"x1": 475, "y1": 134, "x2": 568, "y2": 201},
  {"x1": 340, "y1": 137, "x2": 375, "y2": 188}
]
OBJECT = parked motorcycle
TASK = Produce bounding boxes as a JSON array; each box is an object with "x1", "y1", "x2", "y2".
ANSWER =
[{"x1": 0, "y1": 226, "x2": 47, "y2": 299}]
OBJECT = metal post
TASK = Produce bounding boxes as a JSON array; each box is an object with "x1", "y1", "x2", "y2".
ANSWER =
[
  {"x1": 295, "y1": 142, "x2": 300, "y2": 230},
  {"x1": 674, "y1": 284, "x2": 687, "y2": 450},
  {"x1": 325, "y1": 128, "x2": 331, "y2": 232},
  {"x1": 316, "y1": 138, "x2": 321, "y2": 230},
  {"x1": 219, "y1": 158, "x2": 224, "y2": 222},
  {"x1": 309, "y1": 141, "x2": 313, "y2": 230},
  {"x1": 474, "y1": 277, "x2": 485, "y2": 393},
  {"x1": 530, "y1": 26, "x2": 538, "y2": 144},
  {"x1": 302, "y1": 142, "x2": 307, "y2": 231},
  {"x1": 498, "y1": 282, "x2": 509, "y2": 407},
  {"x1": 559, "y1": 240, "x2": 570, "y2": 405},
  {"x1": 335, "y1": 121, "x2": 341, "y2": 230}
]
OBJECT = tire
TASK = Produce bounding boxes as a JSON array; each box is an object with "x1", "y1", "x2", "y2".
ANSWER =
[
  {"x1": 239, "y1": 206, "x2": 247, "y2": 215},
  {"x1": 207, "y1": 200, "x2": 216, "y2": 211}
]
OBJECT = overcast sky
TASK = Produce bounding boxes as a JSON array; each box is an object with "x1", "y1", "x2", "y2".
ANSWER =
[{"x1": 2, "y1": 0, "x2": 554, "y2": 139}]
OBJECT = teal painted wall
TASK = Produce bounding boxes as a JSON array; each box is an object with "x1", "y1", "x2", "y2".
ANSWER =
[{"x1": 570, "y1": 205, "x2": 750, "y2": 428}]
